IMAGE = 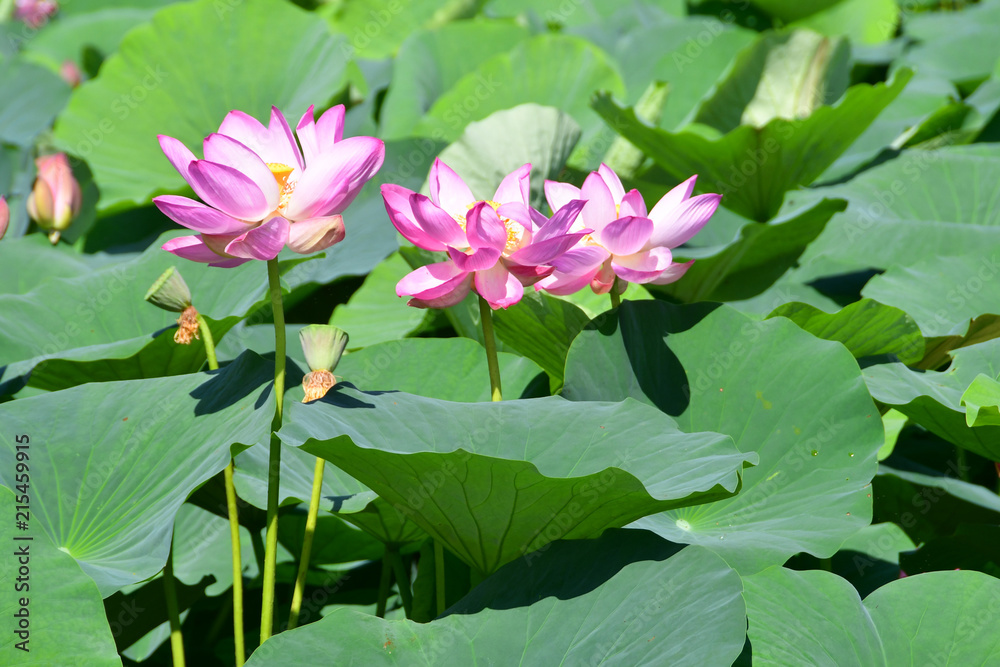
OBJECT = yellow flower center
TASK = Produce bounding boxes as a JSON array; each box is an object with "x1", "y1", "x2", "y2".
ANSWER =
[
  {"x1": 268, "y1": 162, "x2": 295, "y2": 212},
  {"x1": 453, "y1": 200, "x2": 524, "y2": 254}
]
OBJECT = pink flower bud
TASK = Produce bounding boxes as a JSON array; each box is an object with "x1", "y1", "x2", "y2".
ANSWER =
[
  {"x1": 60, "y1": 60, "x2": 82, "y2": 88},
  {"x1": 27, "y1": 153, "x2": 81, "y2": 243},
  {"x1": 0, "y1": 196, "x2": 9, "y2": 241}
]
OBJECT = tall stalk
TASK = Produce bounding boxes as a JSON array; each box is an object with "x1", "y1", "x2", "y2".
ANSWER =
[
  {"x1": 260, "y1": 259, "x2": 287, "y2": 642},
  {"x1": 287, "y1": 457, "x2": 326, "y2": 629},
  {"x1": 197, "y1": 314, "x2": 245, "y2": 665},
  {"x1": 163, "y1": 545, "x2": 185, "y2": 667}
]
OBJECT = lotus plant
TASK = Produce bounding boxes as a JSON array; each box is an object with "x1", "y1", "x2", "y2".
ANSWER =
[
  {"x1": 289, "y1": 325, "x2": 349, "y2": 632},
  {"x1": 155, "y1": 105, "x2": 384, "y2": 266},
  {"x1": 153, "y1": 104, "x2": 383, "y2": 648},
  {"x1": 382, "y1": 159, "x2": 587, "y2": 311},
  {"x1": 27, "y1": 153, "x2": 82, "y2": 244},
  {"x1": 540, "y1": 164, "x2": 721, "y2": 306}
]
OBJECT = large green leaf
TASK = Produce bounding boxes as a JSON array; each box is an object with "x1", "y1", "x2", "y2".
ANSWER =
[
  {"x1": 593, "y1": 69, "x2": 911, "y2": 221},
  {"x1": 278, "y1": 389, "x2": 752, "y2": 575},
  {"x1": 170, "y1": 503, "x2": 258, "y2": 597},
  {"x1": 749, "y1": 566, "x2": 1000, "y2": 665},
  {"x1": 322, "y1": 0, "x2": 477, "y2": 60},
  {"x1": 412, "y1": 34, "x2": 625, "y2": 169},
  {"x1": 0, "y1": 486, "x2": 120, "y2": 665},
  {"x1": 53, "y1": 0, "x2": 349, "y2": 209},
  {"x1": 0, "y1": 233, "x2": 277, "y2": 395},
  {"x1": 563, "y1": 301, "x2": 883, "y2": 572},
  {"x1": 578, "y1": 16, "x2": 756, "y2": 130},
  {"x1": 379, "y1": 19, "x2": 531, "y2": 139},
  {"x1": 862, "y1": 252, "x2": 1000, "y2": 338},
  {"x1": 767, "y1": 298, "x2": 925, "y2": 365},
  {"x1": 22, "y1": 7, "x2": 161, "y2": 71},
  {"x1": 328, "y1": 253, "x2": 426, "y2": 350},
  {"x1": 0, "y1": 57, "x2": 71, "y2": 147},
  {"x1": 244, "y1": 540, "x2": 746, "y2": 666},
  {"x1": 796, "y1": 145, "x2": 1000, "y2": 281},
  {"x1": 234, "y1": 338, "x2": 545, "y2": 546},
  {"x1": 864, "y1": 338, "x2": 1000, "y2": 458},
  {"x1": 485, "y1": 0, "x2": 685, "y2": 25},
  {"x1": 745, "y1": 567, "x2": 884, "y2": 666},
  {"x1": 0, "y1": 234, "x2": 121, "y2": 295},
  {"x1": 864, "y1": 570, "x2": 1000, "y2": 663},
  {"x1": 427, "y1": 104, "x2": 581, "y2": 211},
  {"x1": 656, "y1": 197, "x2": 846, "y2": 302},
  {"x1": 790, "y1": 0, "x2": 899, "y2": 45},
  {"x1": 962, "y1": 373, "x2": 1000, "y2": 427},
  {"x1": 748, "y1": 0, "x2": 840, "y2": 22},
  {"x1": 876, "y1": 454, "x2": 1000, "y2": 545},
  {"x1": 898, "y1": 0, "x2": 1000, "y2": 92},
  {"x1": 0, "y1": 352, "x2": 274, "y2": 595},
  {"x1": 819, "y1": 75, "x2": 960, "y2": 183}
]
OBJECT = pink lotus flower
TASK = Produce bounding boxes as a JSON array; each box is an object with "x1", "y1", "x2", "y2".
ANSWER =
[
  {"x1": 537, "y1": 164, "x2": 720, "y2": 295},
  {"x1": 0, "y1": 196, "x2": 9, "y2": 241},
  {"x1": 27, "y1": 153, "x2": 82, "y2": 244},
  {"x1": 14, "y1": 0, "x2": 56, "y2": 28},
  {"x1": 382, "y1": 160, "x2": 588, "y2": 309},
  {"x1": 155, "y1": 105, "x2": 384, "y2": 268}
]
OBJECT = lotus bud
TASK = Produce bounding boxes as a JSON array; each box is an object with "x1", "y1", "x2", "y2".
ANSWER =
[
  {"x1": 27, "y1": 153, "x2": 82, "y2": 244},
  {"x1": 60, "y1": 60, "x2": 82, "y2": 88},
  {"x1": 144, "y1": 266, "x2": 199, "y2": 344},
  {"x1": 0, "y1": 196, "x2": 8, "y2": 241},
  {"x1": 299, "y1": 325, "x2": 349, "y2": 402}
]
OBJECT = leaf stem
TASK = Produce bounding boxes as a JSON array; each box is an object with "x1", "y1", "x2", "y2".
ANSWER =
[
  {"x1": 198, "y1": 314, "x2": 244, "y2": 666},
  {"x1": 163, "y1": 544, "x2": 186, "y2": 667},
  {"x1": 261, "y1": 259, "x2": 287, "y2": 643},
  {"x1": 287, "y1": 457, "x2": 325, "y2": 630},
  {"x1": 375, "y1": 551, "x2": 392, "y2": 618},
  {"x1": 387, "y1": 549, "x2": 413, "y2": 617},
  {"x1": 478, "y1": 296, "x2": 502, "y2": 402},
  {"x1": 434, "y1": 540, "x2": 446, "y2": 616}
]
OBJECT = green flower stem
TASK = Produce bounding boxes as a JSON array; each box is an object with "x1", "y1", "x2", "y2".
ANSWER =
[
  {"x1": 197, "y1": 314, "x2": 244, "y2": 666},
  {"x1": 196, "y1": 314, "x2": 219, "y2": 370},
  {"x1": 223, "y1": 462, "x2": 245, "y2": 665},
  {"x1": 471, "y1": 295, "x2": 503, "y2": 605},
  {"x1": 287, "y1": 457, "x2": 326, "y2": 630},
  {"x1": 163, "y1": 544, "x2": 186, "y2": 667},
  {"x1": 478, "y1": 296, "x2": 502, "y2": 402},
  {"x1": 434, "y1": 540, "x2": 446, "y2": 616},
  {"x1": 387, "y1": 549, "x2": 413, "y2": 617},
  {"x1": 471, "y1": 295, "x2": 503, "y2": 603},
  {"x1": 261, "y1": 259, "x2": 287, "y2": 643},
  {"x1": 375, "y1": 551, "x2": 392, "y2": 618},
  {"x1": 610, "y1": 278, "x2": 622, "y2": 310}
]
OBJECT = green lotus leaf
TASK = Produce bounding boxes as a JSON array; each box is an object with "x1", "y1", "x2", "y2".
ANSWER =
[
  {"x1": 0, "y1": 352, "x2": 274, "y2": 595},
  {"x1": 563, "y1": 300, "x2": 883, "y2": 572}
]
